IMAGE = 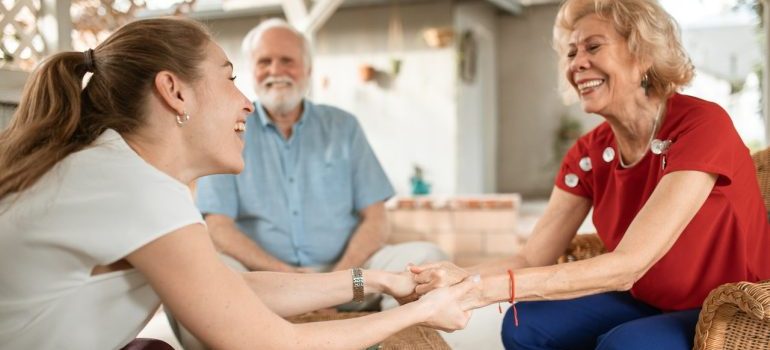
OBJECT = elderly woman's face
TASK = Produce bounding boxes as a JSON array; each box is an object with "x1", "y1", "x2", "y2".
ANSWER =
[{"x1": 566, "y1": 14, "x2": 645, "y2": 115}]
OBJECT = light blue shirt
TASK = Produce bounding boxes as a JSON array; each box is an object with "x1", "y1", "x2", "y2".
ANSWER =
[{"x1": 196, "y1": 100, "x2": 394, "y2": 266}]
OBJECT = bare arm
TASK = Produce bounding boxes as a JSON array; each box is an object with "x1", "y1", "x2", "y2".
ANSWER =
[
  {"x1": 332, "y1": 202, "x2": 388, "y2": 271},
  {"x1": 127, "y1": 225, "x2": 476, "y2": 349},
  {"x1": 206, "y1": 213, "x2": 296, "y2": 272},
  {"x1": 476, "y1": 170, "x2": 717, "y2": 304},
  {"x1": 410, "y1": 186, "x2": 590, "y2": 294},
  {"x1": 470, "y1": 187, "x2": 592, "y2": 276},
  {"x1": 240, "y1": 269, "x2": 416, "y2": 317}
]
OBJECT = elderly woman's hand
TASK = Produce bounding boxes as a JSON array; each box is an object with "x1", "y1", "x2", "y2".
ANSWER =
[
  {"x1": 410, "y1": 261, "x2": 471, "y2": 295},
  {"x1": 417, "y1": 275, "x2": 480, "y2": 332}
]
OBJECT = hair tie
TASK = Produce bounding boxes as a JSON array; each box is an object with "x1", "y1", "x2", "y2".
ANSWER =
[{"x1": 83, "y1": 49, "x2": 95, "y2": 72}]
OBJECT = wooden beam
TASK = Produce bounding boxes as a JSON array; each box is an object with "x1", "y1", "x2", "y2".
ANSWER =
[
  {"x1": 304, "y1": 0, "x2": 344, "y2": 34},
  {"x1": 485, "y1": 0, "x2": 521, "y2": 15},
  {"x1": 282, "y1": 0, "x2": 342, "y2": 34},
  {"x1": 281, "y1": 0, "x2": 308, "y2": 28}
]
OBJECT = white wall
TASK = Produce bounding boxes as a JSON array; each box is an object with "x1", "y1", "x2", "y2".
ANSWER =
[
  {"x1": 495, "y1": 4, "x2": 600, "y2": 197},
  {"x1": 313, "y1": 1, "x2": 458, "y2": 195}
]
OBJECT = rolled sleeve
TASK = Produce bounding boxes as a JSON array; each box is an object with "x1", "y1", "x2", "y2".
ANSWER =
[{"x1": 195, "y1": 174, "x2": 239, "y2": 218}]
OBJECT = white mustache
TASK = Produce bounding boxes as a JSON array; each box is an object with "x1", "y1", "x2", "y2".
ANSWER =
[{"x1": 262, "y1": 76, "x2": 294, "y2": 87}]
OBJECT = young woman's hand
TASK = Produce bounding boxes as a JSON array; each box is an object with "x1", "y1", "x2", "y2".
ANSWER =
[{"x1": 379, "y1": 270, "x2": 419, "y2": 304}]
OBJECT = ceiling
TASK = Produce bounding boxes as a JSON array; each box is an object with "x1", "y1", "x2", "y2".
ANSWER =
[{"x1": 141, "y1": 0, "x2": 562, "y2": 20}]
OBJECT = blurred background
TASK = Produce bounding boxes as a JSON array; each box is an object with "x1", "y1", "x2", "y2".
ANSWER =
[{"x1": 1, "y1": 0, "x2": 766, "y2": 197}]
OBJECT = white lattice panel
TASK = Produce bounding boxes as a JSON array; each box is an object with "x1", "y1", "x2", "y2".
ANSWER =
[
  {"x1": 70, "y1": 0, "x2": 196, "y2": 51},
  {"x1": 0, "y1": 0, "x2": 45, "y2": 71}
]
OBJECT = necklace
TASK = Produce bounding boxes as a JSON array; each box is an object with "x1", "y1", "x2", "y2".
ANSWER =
[{"x1": 618, "y1": 103, "x2": 664, "y2": 169}]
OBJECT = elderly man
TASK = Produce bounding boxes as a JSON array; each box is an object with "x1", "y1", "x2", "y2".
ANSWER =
[{"x1": 197, "y1": 18, "x2": 445, "y2": 298}]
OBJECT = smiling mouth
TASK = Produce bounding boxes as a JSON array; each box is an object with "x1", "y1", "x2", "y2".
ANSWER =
[
  {"x1": 235, "y1": 121, "x2": 246, "y2": 133},
  {"x1": 265, "y1": 81, "x2": 292, "y2": 88},
  {"x1": 577, "y1": 79, "x2": 604, "y2": 93}
]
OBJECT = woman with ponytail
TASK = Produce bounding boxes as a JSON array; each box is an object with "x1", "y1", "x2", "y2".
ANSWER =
[{"x1": 0, "y1": 17, "x2": 478, "y2": 350}]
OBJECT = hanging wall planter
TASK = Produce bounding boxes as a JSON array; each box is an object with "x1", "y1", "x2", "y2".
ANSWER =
[{"x1": 358, "y1": 64, "x2": 376, "y2": 82}]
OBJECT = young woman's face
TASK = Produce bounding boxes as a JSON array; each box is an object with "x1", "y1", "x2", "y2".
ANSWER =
[
  {"x1": 187, "y1": 42, "x2": 254, "y2": 175},
  {"x1": 565, "y1": 14, "x2": 645, "y2": 115}
]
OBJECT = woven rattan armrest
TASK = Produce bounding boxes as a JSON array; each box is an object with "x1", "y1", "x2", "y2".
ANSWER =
[
  {"x1": 693, "y1": 279, "x2": 770, "y2": 350},
  {"x1": 557, "y1": 233, "x2": 606, "y2": 263}
]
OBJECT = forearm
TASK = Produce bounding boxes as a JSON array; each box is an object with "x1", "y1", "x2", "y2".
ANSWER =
[
  {"x1": 242, "y1": 269, "x2": 391, "y2": 316},
  {"x1": 469, "y1": 254, "x2": 530, "y2": 277},
  {"x1": 211, "y1": 226, "x2": 294, "y2": 272},
  {"x1": 333, "y1": 212, "x2": 387, "y2": 270},
  {"x1": 479, "y1": 252, "x2": 638, "y2": 305},
  {"x1": 287, "y1": 303, "x2": 426, "y2": 349}
]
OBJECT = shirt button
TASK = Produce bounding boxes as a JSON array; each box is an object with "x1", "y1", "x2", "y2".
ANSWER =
[
  {"x1": 564, "y1": 173, "x2": 579, "y2": 188},
  {"x1": 579, "y1": 157, "x2": 592, "y2": 172},
  {"x1": 602, "y1": 147, "x2": 616, "y2": 163},
  {"x1": 293, "y1": 210, "x2": 299, "y2": 216},
  {"x1": 289, "y1": 177, "x2": 294, "y2": 183}
]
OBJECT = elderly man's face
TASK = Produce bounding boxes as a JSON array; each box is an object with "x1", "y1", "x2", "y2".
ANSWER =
[{"x1": 251, "y1": 27, "x2": 309, "y2": 115}]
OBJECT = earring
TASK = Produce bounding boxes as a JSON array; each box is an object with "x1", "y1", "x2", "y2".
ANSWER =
[
  {"x1": 176, "y1": 111, "x2": 190, "y2": 126},
  {"x1": 641, "y1": 73, "x2": 650, "y2": 89}
]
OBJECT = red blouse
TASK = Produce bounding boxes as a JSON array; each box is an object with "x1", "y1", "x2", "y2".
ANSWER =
[{"x1": 556, "y1": 93, "x2": 770, "y2": 311}]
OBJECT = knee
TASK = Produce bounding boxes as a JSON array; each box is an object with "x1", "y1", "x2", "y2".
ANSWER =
[
  {"x1": 393, "y1": 241, "x2": 448, "y2": 264},
  {"x1": 500, "y1": 306, "x2": 538, "y2": 350},
  {"x1": 596, "y1": 324, "x2": 647, "y2": 350},
  {"x1": 368, "y1": 242, "x2": 448, "y2": 272}
]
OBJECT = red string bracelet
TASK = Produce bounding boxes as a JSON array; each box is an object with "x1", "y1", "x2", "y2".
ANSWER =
[{"x1": 508, "y1": 269, "x2": 519, "y2": 326}]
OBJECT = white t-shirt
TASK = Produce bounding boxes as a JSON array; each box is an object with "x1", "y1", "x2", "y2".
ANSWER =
[{"x1": 0, "y1": 129, "x2": 204, "y2": 349}]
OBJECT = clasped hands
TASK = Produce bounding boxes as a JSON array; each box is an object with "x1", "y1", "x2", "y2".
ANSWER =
[{"x1": 381, "y1": 262, "x2": 484, "y2": 332}]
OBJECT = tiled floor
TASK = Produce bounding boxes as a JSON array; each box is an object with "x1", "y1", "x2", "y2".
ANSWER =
[{"x1": 137, "y1": 199, "x2": 592, "y2": 349}]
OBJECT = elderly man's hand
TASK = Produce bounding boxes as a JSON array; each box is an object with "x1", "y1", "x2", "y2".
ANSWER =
[{"x1": 410, "y1": 261, "x2": 470, "y2": 295}]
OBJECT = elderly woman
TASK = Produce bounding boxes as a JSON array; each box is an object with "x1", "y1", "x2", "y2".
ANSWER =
[
  {"x1": 0, "y1": 17, "x2": 477, "y2": 350},
  {"x1": 410, "y1": 0, "x2": 770, "y2": 349}
]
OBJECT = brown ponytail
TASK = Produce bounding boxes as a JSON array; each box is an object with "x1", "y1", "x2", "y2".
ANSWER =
[{"x1": 0, "y1": 17, "x2": 212, "y2": 200}]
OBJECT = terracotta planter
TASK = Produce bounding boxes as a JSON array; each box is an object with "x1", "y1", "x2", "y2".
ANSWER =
[{"x1": 359, "y1": 64, "x2": 376, "y2": 82}]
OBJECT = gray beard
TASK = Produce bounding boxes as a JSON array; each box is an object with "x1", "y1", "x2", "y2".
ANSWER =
[
  {"x1": 257, "y1": 85, "x2": 308, "y2": 115},
  {"x1": 261, "y1": 95, "x2": 303, "y2": 115}
]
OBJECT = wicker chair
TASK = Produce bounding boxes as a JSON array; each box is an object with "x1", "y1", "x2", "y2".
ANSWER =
[{"x1": 559, "y1": 147, "x2": 770, "y2": 350}]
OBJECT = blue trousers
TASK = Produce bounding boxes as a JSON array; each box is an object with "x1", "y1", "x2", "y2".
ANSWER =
[{"x1": 501, "y1": 292, "x2": 700, "y2": 350}]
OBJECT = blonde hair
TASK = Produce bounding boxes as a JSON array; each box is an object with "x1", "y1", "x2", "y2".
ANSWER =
[
  {"x1": 0, "y1": 17, "x2": 212, "y2": 200},
  {"x1": 553, "y1": 0, "x2": 694, "y2": 100}
]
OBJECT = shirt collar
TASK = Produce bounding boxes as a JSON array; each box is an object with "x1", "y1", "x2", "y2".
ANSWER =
[{"x1": 255, "y1": 99, "x2": 312, "y2": 129}]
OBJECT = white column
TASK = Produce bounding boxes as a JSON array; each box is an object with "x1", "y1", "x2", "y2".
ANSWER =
[
  {"x1": 454, "y1": 2, "x2": 499, "y2": 193},
  {"x1": 40, "y1": 0, "x2": 72, "y2": 53}
]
